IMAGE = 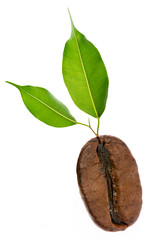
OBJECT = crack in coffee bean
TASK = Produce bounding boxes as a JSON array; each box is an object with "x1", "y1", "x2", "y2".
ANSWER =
[{"x1": 97, "y1": 143, "x2": 127, "y2": 226}]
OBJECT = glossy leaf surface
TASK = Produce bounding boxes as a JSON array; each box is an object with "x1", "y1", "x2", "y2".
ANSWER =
[
  {"x1": 62, "y1": 12, "x2": 109, "y2": 118},
  {"x1": 6, "y1": 82, "x2": 76, "y2": 127}
]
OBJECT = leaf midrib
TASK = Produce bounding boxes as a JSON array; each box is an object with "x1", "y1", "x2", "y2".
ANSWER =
[
  {"x1": 71, "y1": 25, "x2": 99, "y2": 119},
  {"x1": 19, "y1": 86, "x2": 76, "y2": 124}
]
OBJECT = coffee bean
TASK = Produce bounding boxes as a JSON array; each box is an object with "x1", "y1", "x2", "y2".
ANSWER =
[{"x1": 77, "y1": 135, "x2": 142, "y2": 231}]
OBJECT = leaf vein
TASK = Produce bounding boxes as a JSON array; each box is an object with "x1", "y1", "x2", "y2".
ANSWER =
[
  {"x1": 72, "y1": 26, "x2": 99, "y2": 118},
  {"x1": 19, "y1": 86, "x2": 76, "y2": 124}
]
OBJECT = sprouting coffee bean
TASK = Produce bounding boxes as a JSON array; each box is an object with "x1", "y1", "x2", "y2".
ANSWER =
[{"x1": 77, "y1": 135, "x2": 142, "y2": 231}]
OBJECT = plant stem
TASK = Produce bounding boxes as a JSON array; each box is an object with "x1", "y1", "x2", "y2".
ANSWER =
[
  {"x1": 77, "y1": 121, "x2": 98, "y2": 137},
  {"x1": 97, "y1": 117, "x2": 100, "y2": 135}
]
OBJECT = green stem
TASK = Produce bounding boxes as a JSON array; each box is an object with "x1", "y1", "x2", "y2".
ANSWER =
[
  {"x1": 97, "y1": 117, "x2": 100, "y2": 135},
  {"x1": 77, "y1": 121, "x2": 98, "y2": 137}
]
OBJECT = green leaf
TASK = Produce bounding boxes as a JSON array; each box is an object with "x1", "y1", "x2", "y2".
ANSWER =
[
  {"x1": 62, "y1": 10, "x2": 109, "y2": 118},
  {"x1": 6, "y1": 82, "x2": 76, "y2": 127}
]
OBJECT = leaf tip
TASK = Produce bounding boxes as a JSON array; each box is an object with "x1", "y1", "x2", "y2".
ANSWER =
[
  {"x1": 6, "y1": 81, "x2": 18, "y2": 88},
  {"x1": 6, "y1": 81, "x2": 11, "y2": 84},
  {"x1": 6, "y1": 81, "x2": 14, "y2": 86},
  {"x1": 67, "y1": 8, "x2": 75, "y2": 29}
]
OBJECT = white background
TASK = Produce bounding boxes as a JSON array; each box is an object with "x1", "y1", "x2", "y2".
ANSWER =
[{"x1": 0, "y1": 0, "x2": 158, "y2": 239}]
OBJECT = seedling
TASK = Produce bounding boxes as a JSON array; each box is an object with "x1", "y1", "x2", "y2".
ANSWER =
[{"x1": 6, "y1": 10, "x2": 142, "y2": 231}]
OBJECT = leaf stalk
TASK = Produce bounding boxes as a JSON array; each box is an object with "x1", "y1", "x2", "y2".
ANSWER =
[
  {"x1": 77, "y1": 121, "x2": 98, "y2": 137},
  {"x1": 97, "y1": 117, "x2": 100, "y2": 135}
]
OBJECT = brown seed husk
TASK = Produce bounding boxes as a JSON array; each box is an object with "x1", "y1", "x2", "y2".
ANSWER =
[{"x1": 77, "y1": 135, "x2": 142, "y2": 231}]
